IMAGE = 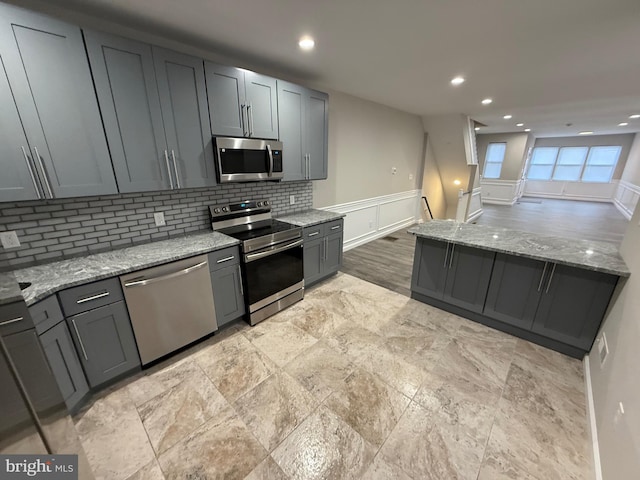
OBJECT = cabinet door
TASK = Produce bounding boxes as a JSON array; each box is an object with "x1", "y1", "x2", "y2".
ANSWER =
[
  {"x1": 532, "y1": 264, "x2": 618, "y2": 350},
  {"x1": 211, "y1": 263, "x2": 245, "y2": 328},
  {"x1": 0, "y1": 54, "x2": 40, "y2": 201},
  {"x1": 84, "y1": 30, "x2": 170, "y2": 193},
  {"x1": 484, "y1": 254, "x2": 546, "y2": 330},
  {"x1": 245, "y1": 71, "x2": 278, "y2": 139},
  {"x1": 0, "y1": 6, "x2": 117, "y2": 198},
  {"x1": 278, "y1": 81, "x2": 306, "y2": 181},
  {"x1": 304, "y1": 237, "x2": 325, "y2": 287},
  {"x1": 410, "y1": 237, "x2": 449, "y2": 299},
  {"x1": 39, "y1": 322, "x2": 89, "y2": 412},
  {"x1": 443, "y1": 244, "x2": 495, "y2": 313},
  {"x1": 67, "y1": 301, "x2": 140, "y2": 388},
  {"x1": 205, "y1": 62, "x2": 246, "y2": 137},
  {"x1": 324, "y1": 231, "x2": 343, "y2": 277},
  {"x1": 153, "y1": 47, "x2": 216, "y2": 188},
  {"x1": 306, "y1": 90, "x2": 329, "y2": 180}
]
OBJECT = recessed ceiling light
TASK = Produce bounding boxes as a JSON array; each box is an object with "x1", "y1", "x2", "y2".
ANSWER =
[
  {"x1": 474, "y1": 127, "x2": 480, "y2": 131},
  {"x1": 619, "y1": 122, "x2": 629, "y2": 126},
  {"x1": 481, "y1": 98, "x2": 493, "y2": 105},
  {"x1": 579, "y1": 131, "x2": 594, "y2": 135},
  {"x1": 629, "y1": 114, "x2": 640, "y2": 119},
  {"x1": 516, "y1": 123, "x2": 524, "y2": 127},
  {"x1": 503, "y1": 114, "x2": 512, "y2": 120},
  {"x1": 524, "y1": 128, "x2": 531, "y2": 132},
  {"x1": 453, "y1": 179, "x2": 461, "y2": 186},
  {"x1": 298, "y1": 36, "x2": 315, "y2": 50},
  {"x1": 450, "y1": 76, "x2": 465, "y2": 86}
]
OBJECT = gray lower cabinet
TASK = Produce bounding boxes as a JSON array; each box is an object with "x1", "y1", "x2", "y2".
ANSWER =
[
  {"x1": 0, "y1": 4, "x2": 117, "y2": 200},
  {"x1": 303, "y1": 219, "x2": 343, "y2": 287},
  {"x1": 205, "y1": 62, "x2": 279, "y2": 139},
  {"x1": 208, "y1": 247, "x2": 245, "y2": 327},
  {"x1": 277, "y1": 81, "x2": 328, "y2": 181},
  {"x1": 67, "y1": 301, "x2": 140, "y2": 388},
  {"x1": 38, "y1": 321, "x2": 89, "y2": 412},
  {"x1": 411, "y1": 237, "x2": 452, "y2": 299}
]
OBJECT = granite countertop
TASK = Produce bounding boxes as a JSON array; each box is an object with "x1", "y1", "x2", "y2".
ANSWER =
[
  {"x1": 277, "y1": 209, "x2": 345, "y2": 228},
  {"x1": 13, "y1": 231, "x2": 239, "y2": 306},
  {"x1": 0, "y1": 272, "x2": 24, "y2": 306},
  {"x1": 408, "y1": 220, "x2": 630, "y2": 277}
]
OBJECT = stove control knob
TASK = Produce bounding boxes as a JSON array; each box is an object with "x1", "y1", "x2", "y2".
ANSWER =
[
  {"x1": 213, "y1": 207, "x2": 221, "y2": 214},
  {"x1": 222, "y1": 206, "x2": 229, "y2": 212},
  {"x1": 264, "y1": 200, "x2": 270, "y2": 206},
  {"x1": 257, "y1": 201, "x2": 263, "y2": 207}
]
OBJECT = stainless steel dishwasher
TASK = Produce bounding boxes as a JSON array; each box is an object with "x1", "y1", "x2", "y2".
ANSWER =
[{"x1": 120, "y1": 254, "x2": 217, "y2": 365}]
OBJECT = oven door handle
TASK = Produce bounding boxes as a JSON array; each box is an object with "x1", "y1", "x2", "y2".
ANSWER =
[{"x1": 244, "y1": 238, "x2": 304, "y2": 263}]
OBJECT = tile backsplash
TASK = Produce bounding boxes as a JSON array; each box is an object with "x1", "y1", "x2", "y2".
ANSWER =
[{"x1": 0, "y1": 181, "x2": 312, "y2": 269}]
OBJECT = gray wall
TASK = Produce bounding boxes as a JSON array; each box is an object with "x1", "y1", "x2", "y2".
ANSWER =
[
  {"x1": 621, "y1": 133, "x2": 640, "y2": 186},
  {"x1": 589, "y1": 200, "x2": 640, "y2": 479},
  {"x1": 0, "y1": 182, "x2": 312, "y2": 268},
  {"x1": 421, "y1": 133, "x2": 447, "y2": 219},
  {"x1": 476, "y1": 132, "x2": 532, "y2": 181},
  {"x1": 534, "y1": 133, "x2": 635, "y2": 180}
]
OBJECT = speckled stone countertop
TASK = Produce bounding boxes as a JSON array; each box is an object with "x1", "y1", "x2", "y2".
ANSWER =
[
  {"x1": 409, "y1": 220, "x2": 630, "y2": 277},
  {"x1": 277, "y1": 209, "x2": 345, "y2": 228},
  {"x1": 0, "y1": 272, "x2": 23, "y2": 306},
  {"x1": 13, "y1": 231, "x2": 239, "y2": 306}
]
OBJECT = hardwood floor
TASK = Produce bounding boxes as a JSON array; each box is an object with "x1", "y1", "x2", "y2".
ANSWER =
[{"x1": 341, "y1": 198, "x2": 629, "y2": 297}]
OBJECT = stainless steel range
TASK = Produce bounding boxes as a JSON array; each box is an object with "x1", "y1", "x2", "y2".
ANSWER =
[{"x1": 210, "y1": 199, "x2": 304, "y2": 325}]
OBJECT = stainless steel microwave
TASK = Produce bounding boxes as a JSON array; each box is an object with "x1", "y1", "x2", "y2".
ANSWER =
[{"x1": 214, "y1": 137, "x2": 283, "y2": 183}]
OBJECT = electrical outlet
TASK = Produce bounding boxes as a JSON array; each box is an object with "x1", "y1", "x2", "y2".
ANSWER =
[
  {"x1": 290, "y1": 195, "x2": 295, "y2": 205},
  {"x1": 0, "y1": 231, "x2": 21, "y2": 249},
  {"x1": 391, "y1": 167, "x2": 397, "y2": 175},
  {"x1": 409, "y1": 173, "x2": 414, "y2": 181},
  {"x1": 153, "y1": 212, "x2": 166, "y2": 227},
  {"x1": 598, "y1": 333, "x2": 609, "y2": 366}
]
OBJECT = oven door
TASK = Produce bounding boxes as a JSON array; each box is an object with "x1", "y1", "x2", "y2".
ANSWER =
[
  {"x1": 215, "y1": 137, "x2": 283, "y2": 182},
  {"x1": 243, "y1": 238, "x2": 304, "y2": 313}
]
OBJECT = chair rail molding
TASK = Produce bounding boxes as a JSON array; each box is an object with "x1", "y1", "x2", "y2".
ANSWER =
[
  {"x1": 319, "y1": 189, "x2": 421, "y2": 251},
  {"x1": 481, "y1": 179, "x2": 522, "y2": 205},
  {"x1": 614, "y1": 180, "x2": 640, "y2": 220}
]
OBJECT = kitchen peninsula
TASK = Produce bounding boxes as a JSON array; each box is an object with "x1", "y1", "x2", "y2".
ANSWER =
[{"x1": 409, "y1": 220, "x2": 630, "y2": 358}]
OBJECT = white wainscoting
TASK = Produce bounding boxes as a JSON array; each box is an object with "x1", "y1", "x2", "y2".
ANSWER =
[
  {"x1": 480, "y1": 179, "x2": 522, "y2": 205},
  {"x1": 614, "y1": 180, "x2": 640, "y2": 220},
  {"x1": 319, "y1": 190, "x2": 421, "y2": 251},
  {"x1": 467, "y1": 187, "x2": 483, "y2": 222},
  {"x1": 523, "y1": 180, "x2": 618, "y2": 202}
]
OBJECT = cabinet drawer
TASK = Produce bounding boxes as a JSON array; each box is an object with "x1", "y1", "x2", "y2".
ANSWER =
[
  {"x1": 0, "y1": 301, "x2": 32, "y2": 335},
  {"x1": 303, "y1": 224, "x2": 324, "y2": 240},
  {"x1": 208, "y1": 246, "x2": 241, "y2": 271},
  {"x1": 58, "y1": 277, "x2": 123, "y2": 317},
  {"x1": 325, "y1": 219, "x2": 343, "y2": 234},
  {"x1": 30, "y1": 296, "x2": 64, "y2": 335}
]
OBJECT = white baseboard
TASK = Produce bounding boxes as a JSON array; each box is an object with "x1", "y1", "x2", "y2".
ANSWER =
[
  {"x1": 319, "y1": 190, "x2": 421, "y2": 252},
  {"x1": 584, "y1": 355, "x2": 603, "y2": 480}
]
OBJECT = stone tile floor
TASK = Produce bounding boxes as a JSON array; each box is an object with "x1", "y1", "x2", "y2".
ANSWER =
[{"x1": 74, "y1": 273, "x2": 591, "y2": 480}]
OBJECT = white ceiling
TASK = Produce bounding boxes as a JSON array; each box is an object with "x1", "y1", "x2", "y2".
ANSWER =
[{"x1": 33, "y1": 0, "x2": 640, "y2": 137}]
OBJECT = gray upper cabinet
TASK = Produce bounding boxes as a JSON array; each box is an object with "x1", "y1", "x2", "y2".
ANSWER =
[
  {"x1": 205, "y1": 62, "x2": 278, "y2": 139},
  {"x1": 84, "y1": 30, "x2": 170, "y2": 193},
  {"x1": 153, "y1": 47, "x2": 216, "y2": 188},
  {"x1": 277, "y1": 81, "x2": 328, "y2": 181},
  {"x1": 0, "y1": 4, "x2": 117, "y2": 199}
]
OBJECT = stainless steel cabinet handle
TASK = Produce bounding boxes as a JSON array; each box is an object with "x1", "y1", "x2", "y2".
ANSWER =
[
  {"x1": 245, "y1": 238, "x2": 304, "y2": 262},
  {"x1": 33, "y1": 147, "x2": 53, "y2": 198},
  {"x1": 307, "y1": 153, "x2": 311, "y2": 179},
  {"x1": 216, "y1": 255, "x2": 235, "y2": 264},
  {"x1": 237, "y1": 265, "x2": 244, "y2": 296},
  {"x1": 124, "y1": 261, "x2": 208, "y2": 287},
  {"x1": 537, "y1": 262, "x2": 548, "y2": 292},
  {"x1": 164, "y1": 150, "x2": 174, "y2": 189},
  {"x1": 324, "y1": 237, "x2": 328, "y2": 262},
  {"x1": 76, "y1": 292, "x2": 109, "y2": 304},
  {"x1": 22, "y1": 146, "x2": 41, "y2": 199},
  {"x1": 247, "y1": 103, "x2": 254, "y2": 136},
  {"x1": 330, "y1": 225, "x2": 340, "y2": 230},
  {"x1": 240, "y1": 104, "x2": 247, "y2": 136},
  {"x1": 545, "y1": 263, "x2": 557, "y2": 294},
  {"x1": 308, "y1": 231, "x2": 320, "y2": 237},
  {"x1": 448, "y1": 244, "x2": 455, "y2": 269},
  {"x1": 171, "y1": 150, "x2": 181, "y2": 188},
  {"x1": 443, "y1": 243, "x2": 450, "y2": 268},
  {"x1": 71, "y1": 319, "x2": 88, "y2": 361},
  {"x1": 0, "y1": 316, "x2": 23, "y2": 327}
]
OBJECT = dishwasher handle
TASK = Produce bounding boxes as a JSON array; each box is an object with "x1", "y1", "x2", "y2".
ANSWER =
[{"x1": 123, "y1": 260, "x2": 208, "y2": 287}]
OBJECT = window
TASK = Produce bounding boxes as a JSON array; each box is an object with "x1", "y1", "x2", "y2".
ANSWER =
[
  {"x1": 483, "y1": 143, "x2": 506, "y2": 179},
  {"x1": 552, "y1": 147, "x2": 588, "y2": 181},
  {"x1": 582, "y1": 146, "x2": 621, "y2": 182},
  {"x1": 527, "y1": 147, "x2": 558, "y2": 180},
  {"x1": 526, "y1": 145, "x2": 622, "y2": 182}
]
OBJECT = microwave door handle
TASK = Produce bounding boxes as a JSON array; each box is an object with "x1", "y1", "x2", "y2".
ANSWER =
[{"x1": 267, "y1": 144, "x2": 273, "y2": 177}]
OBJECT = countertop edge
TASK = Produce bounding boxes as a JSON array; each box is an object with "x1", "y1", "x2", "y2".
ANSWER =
[{"x1": 276, "y1": 209, "x2": 345, "y2": 228}]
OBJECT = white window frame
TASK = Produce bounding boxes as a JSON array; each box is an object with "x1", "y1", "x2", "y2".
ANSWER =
[{"x1": 482, "y1": 142, "x2": 507, "y2": 179}]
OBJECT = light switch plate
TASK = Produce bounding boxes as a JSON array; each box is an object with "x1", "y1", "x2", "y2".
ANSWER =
[{"x1": 0, "y1": 231, "x2": 21, "y2": 249}]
